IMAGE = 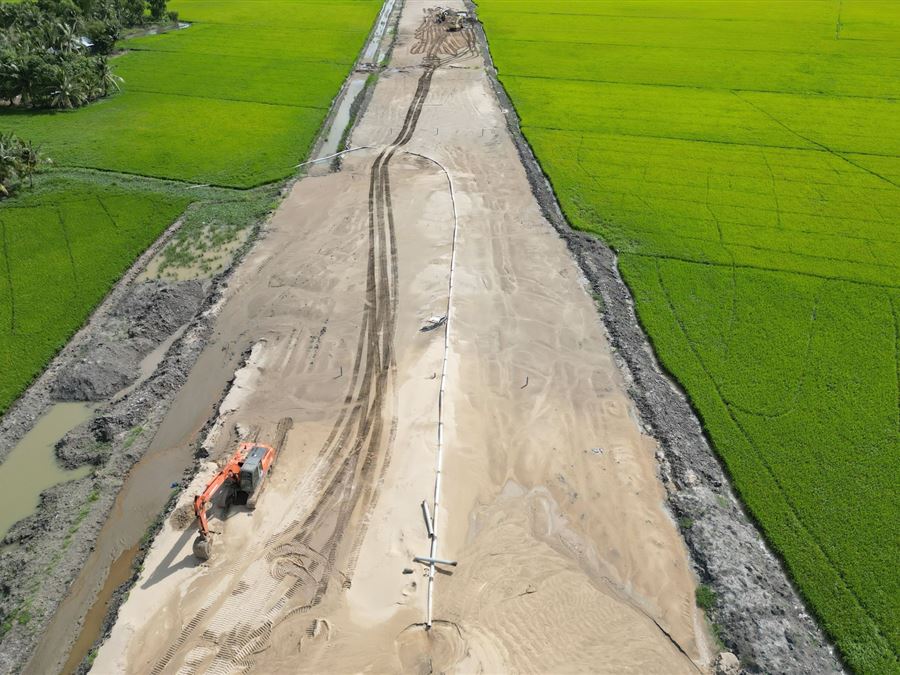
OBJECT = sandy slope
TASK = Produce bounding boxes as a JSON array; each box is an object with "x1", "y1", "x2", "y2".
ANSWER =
[{"x1": 92, "y1": 2, "x2": 711, "y2": 672}]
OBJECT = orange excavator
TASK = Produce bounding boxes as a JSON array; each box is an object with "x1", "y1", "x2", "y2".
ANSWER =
[{"x1": 192, "y1": 441, "x2": 277, "y2": 560}]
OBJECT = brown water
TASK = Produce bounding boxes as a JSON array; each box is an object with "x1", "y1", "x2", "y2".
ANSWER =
[
  {"x1": 59, "y1": 541, "x2": 140, "y2": 675},
  {"x1": 0, "y1": 403, "x2": 93, "y2": 538},
  {"x1": 314, "y1": 74, "x2": 368, "y2": 162}
]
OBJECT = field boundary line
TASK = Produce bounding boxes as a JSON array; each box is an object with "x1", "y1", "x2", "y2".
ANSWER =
[
  {"x1": 624, "y1": 251, "x2": 900, "y2": 291},
  {"x1": 623, "y1": 216, "x2": 900, "y2": 248},
  {"x1": 500, "y1": 71, "x2": 900, "y2": 103},
  {"x1": 55, "y1": 206, "x2": 80, "y2": 303},
  {"x1": 583, "y1": 187, "x2": 900, "y2": 235},
  {"x1": 57, "y1": 163, "x2": 282, "y2": 191},
  {"x1": 481, "y1": 8, "x2": 838, "y2": 26},
  {"x1": 528, "y1": 125, "x2": 900, "y2": 159},
  {"x1": 121, "y1": 87, "x2": 332, "y2": 111},
  {"x1": 592, "y1": 205, "x2": 900, "y2": 246},
  {"x1": 19, "y1": 167, "x2": 260, "y2": 197},
  {"x1": 732, "y1": 92, "x2": 900, "y2": 189},
  {"x1": 625, "y1": 228, "x2": 899, "y2": 274},
  {"x1": 94, "y1": 196, "x2": 119, "y2": 232},
  {"x1": 487, "y1": 35, "x2": 900, "y2": 64},
  {"x1": 124, "y1": 45, "x2": 358, "y2": 68},
  {"x1": 166, "y1": 20, "x2": 374, "y2": 35}
]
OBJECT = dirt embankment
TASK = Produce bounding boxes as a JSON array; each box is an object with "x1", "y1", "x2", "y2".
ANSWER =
[{"x1": 468, "y1": 4, "x2": 842, "y2": 673}]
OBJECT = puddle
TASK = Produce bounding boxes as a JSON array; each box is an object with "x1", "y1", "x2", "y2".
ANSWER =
[
  {"x1": 0, "y1": 403, "x2": 94, "y2": 539},
  {"x1": 138, "y1": 21, "x2": 190, "y2": 36},
  {"x1": 140, "y1": 226, "x2": 252, "y2": 282},
  {"x1": 112, "y1": 326, "x2": 187, "y2": 403},
  {"x1": 314, "y1": 75, "x2": 368, "y2": 162}
]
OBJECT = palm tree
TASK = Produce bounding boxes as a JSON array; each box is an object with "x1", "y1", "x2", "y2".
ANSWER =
[
  {"x1": 0, "y1": 133, "x2": 47, "y2": 198},
  {"x1": 51, "y1": 21, "x2": 79, "y2": 54},
  {"x1": 0, "y1": 133, "x2": 23, "y2": 197},
  {"x1": 95, "y1": 56, "x2": 122, "y2": 96},
  {"x1": 49, "y1": 69, "x2": 85, "y2": 108}
]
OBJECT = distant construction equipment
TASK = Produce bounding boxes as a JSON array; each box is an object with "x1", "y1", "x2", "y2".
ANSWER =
[{"x1": 434, "y1": 7, "x2": 470, "y2": 31}]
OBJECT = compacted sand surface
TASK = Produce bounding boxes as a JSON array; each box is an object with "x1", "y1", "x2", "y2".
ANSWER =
[{"x1": 92, "y1": 2, "x2": 711, "y2": 672}]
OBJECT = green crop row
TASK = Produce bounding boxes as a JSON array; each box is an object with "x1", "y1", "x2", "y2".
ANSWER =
[{"x1": 477, "y1": 0, "x2": 900, "y2": 672}]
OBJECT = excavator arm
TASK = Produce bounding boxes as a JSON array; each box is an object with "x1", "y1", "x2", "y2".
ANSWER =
[
  {"x1": 193, "y1": 464, "x2": 240, "y2": 538},
  {"x1": 191, "y1": 446, "x2": 247, "y2": 560}
]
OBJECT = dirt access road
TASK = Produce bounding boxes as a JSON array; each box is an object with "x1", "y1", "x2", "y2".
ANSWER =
[{"x1": 92, "y1": 2, "x2": 712, "y2": 672}]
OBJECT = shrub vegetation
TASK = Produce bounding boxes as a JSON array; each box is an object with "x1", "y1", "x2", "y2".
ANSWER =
[{"x1": 477, "y1": 1, "x2": 900, "y2": 673}]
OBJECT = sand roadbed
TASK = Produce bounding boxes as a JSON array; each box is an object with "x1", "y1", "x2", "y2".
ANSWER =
[{"x1": 92, "y1": 2, "x2": 715, "y2": 672}]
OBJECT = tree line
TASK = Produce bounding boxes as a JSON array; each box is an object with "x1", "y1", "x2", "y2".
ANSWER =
[{"x1": 0, "y1": 0, "x2": 172, "y2": 110}]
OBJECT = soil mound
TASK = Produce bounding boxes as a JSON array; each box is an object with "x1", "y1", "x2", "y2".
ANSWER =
[{"x1": 52, "y1": 280, "x2": 205, "y2": 402}]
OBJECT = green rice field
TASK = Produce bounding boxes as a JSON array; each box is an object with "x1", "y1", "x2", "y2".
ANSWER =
[
  {"x1": 0, "y1": 0, "x2": 382, "y2": 412},
  {"x1": 476, "y1": 1, "x2": 899, "y2": 672}
]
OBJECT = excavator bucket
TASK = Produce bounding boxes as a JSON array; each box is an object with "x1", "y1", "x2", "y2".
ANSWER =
[{"x1": 193, "y1": 534, "x2": 213, "y2": 561}]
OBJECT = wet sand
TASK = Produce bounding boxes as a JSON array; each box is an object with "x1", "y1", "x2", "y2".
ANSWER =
[{"x1": 92, "y1": 1, "x2": 712, "y2": 672}]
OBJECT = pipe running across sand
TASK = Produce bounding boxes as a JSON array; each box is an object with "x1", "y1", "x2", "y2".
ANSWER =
[{"x1": 404, "y1": 150, "x2": 460, "y2": 629}]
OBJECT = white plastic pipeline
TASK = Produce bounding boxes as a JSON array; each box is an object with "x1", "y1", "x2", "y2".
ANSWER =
[
  {"x1": 294, "y1": 145, "x2": 373, "y2": 168},
  {"x1": 405, "y1": 151, "x2": 459, "y2": 629}
]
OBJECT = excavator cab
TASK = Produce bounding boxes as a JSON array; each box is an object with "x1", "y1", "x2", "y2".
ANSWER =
[{"x1": 239, "y1": 445, "x2": 269, "y2": 493}]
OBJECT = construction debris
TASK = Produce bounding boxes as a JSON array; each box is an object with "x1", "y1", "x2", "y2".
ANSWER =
[
  {"x1": 420, "y1": 315, "x2": 447, "y2": 332},
  {"x1": 414, "y1": 555, "x2": 458, "y2": 567},
  {"x1": 434, "y1": 7, "x2": 469, "y2": 31}
]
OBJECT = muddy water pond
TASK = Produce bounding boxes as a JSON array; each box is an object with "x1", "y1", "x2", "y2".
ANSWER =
[{"x1": 0, "y1": 403, "x2": 93, "y2": 538}]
